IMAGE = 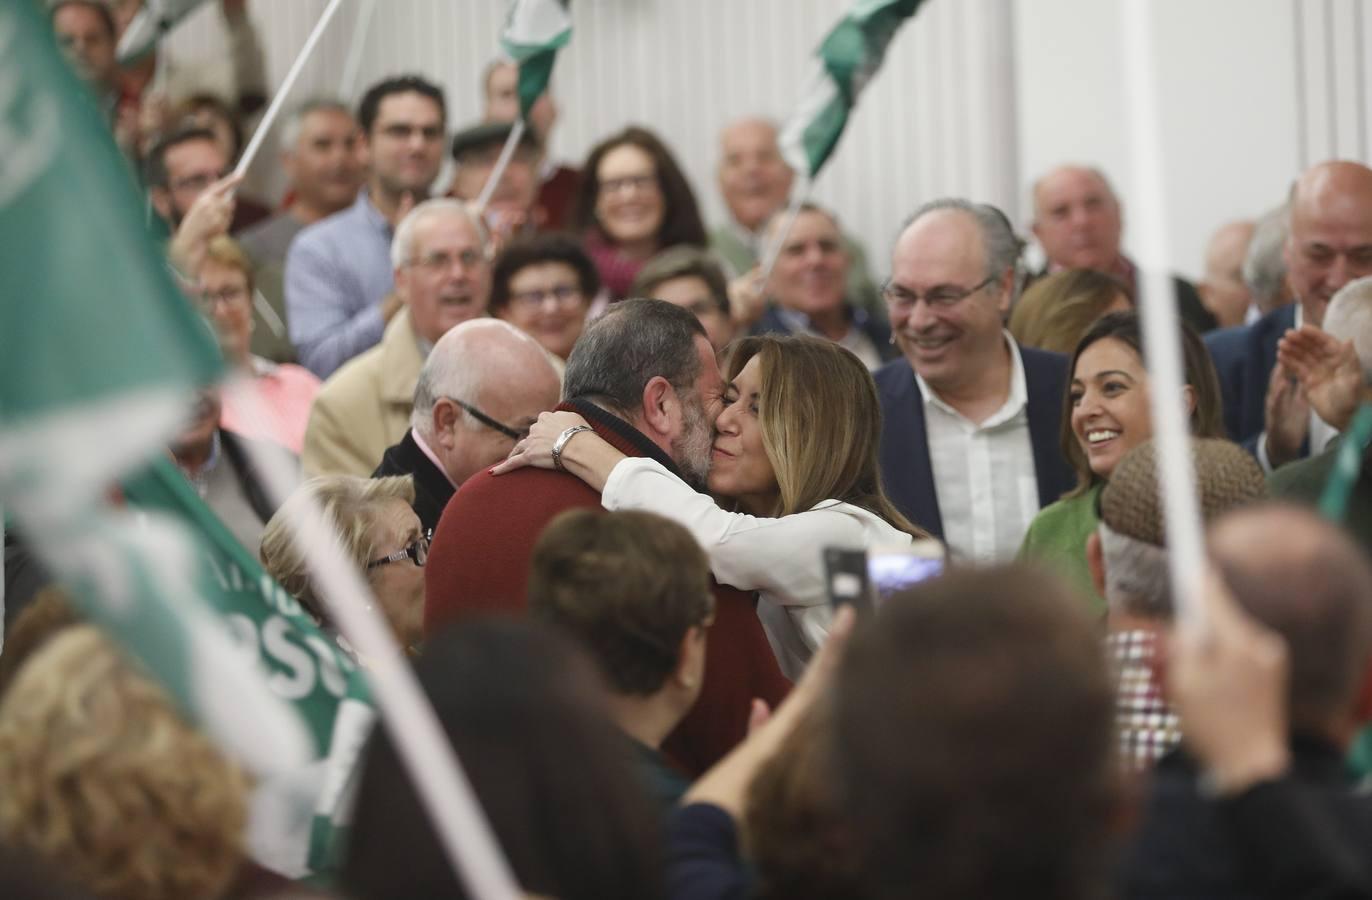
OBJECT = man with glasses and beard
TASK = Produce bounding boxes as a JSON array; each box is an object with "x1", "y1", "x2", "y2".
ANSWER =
[{"x1": 425, "y1": 298, "x2": 791, "y2": 775}]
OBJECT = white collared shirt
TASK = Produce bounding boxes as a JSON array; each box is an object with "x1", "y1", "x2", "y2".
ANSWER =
[{"x1": 914, "y1": 334, "x2": 1040, "y2": 563}]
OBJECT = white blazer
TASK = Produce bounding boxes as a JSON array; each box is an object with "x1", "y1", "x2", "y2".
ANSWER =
[{"x1": 602, "y1": 457, "x2": 914, "y2": 680}]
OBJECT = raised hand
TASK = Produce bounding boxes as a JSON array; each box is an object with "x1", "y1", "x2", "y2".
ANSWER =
[
  {"x1": 1278, "y1": 325, "x2": 1364, "y2": 433},
  {"x1": 168, "y1": 172, "x2": 244, "y2": 276},
  {"x1": 1168, "y1": 568, "x2": 1290, "y2": 795},
  {"x1": 1262, "y1": 361, "x2": 1310, "y2": 469}
]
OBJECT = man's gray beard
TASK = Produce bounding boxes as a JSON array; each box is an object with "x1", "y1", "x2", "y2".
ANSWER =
[{"x1": 671, "y1": 394, "x2": 714, "y2": 492}]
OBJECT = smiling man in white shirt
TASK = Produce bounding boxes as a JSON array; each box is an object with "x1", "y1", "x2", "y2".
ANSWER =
[{"x1": 875, "y1": 199, "x2": 1076, "y2": 562}]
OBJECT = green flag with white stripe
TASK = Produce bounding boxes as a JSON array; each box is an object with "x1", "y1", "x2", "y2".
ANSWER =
[
  {"x1": 499, "y1": 0, "x2": 572, "y2": 121},
  {"x1": 0, "y1": 0, "x2": 311, "y2": 779},
  {"x1": 116, "y1": 0, "x2": 216, "y2": 63},
  {"x1": 122, "y1": 459, "x2": 375, "y2": 876},
  {"x1": 779, "y1": 0, "x2": 926, "y2": 178}
]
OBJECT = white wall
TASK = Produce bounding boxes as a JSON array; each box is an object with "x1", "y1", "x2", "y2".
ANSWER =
[
  {"x1": 166, "y1": 0, "x2": 1018, "y2": 277},
  {"x1": 168, "y1": 0, "x2": 1372, "y2": 283},
  {"x1": 1015, "y1": 0, "x2": 1372, "y2": 282}
]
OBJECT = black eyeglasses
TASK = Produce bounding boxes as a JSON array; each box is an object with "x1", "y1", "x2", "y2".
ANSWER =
[
  {"x1": 446, "y1": 397, "x2": 528, "y2": 441},
  {"x1": 366, "y1": 532, "x2": 430, "y2": 570}
]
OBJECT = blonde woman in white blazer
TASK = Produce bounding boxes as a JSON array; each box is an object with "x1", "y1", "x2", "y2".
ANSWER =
[{"x1": 496, "y1": 334, "x2": 928, "y2": 679}]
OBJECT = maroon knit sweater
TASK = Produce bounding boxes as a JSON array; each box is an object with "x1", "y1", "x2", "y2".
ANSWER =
[{"x1": 423, "y1": 400, "x2": 792, "y2": 775}]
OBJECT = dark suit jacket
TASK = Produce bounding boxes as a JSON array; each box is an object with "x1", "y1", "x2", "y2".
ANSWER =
[
  {"x1": 372, "y1": 429, "x2": 454, "y2": 536},
  {"x1": 874, "y1": 346, "x2": 1076, "y2": 539},
  {"x1": 423, "y1": 400, "x2": 791, "y2": 776},
  {"x1": 1205, "y1": 304, "x2": 1298, "y2": 447},
  {"x1": 1118, "y1": 736, "x2": 1372, "y2": 900}
]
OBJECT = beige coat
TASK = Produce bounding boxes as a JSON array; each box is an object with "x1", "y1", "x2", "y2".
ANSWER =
[{"x1": 301, "y1": 310, "x2": 425, "y2": 477}]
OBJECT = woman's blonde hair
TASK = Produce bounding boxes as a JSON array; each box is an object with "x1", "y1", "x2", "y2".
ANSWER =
[
  {"x1": 727, "y1": 335, "x2": 927, "y2": 537},
  {"x1": 0, "y1": 626, "x2": 248, "y2": 900},
  {"x1": 259, "y1": 474, "x2": 416, "y2": 622},
  {"x1": 203, "y1": 234, "x2": 255, "y2": 294},
  {"x1": 1009, "y1": 268, "x2": 1130, "y2": 355}
]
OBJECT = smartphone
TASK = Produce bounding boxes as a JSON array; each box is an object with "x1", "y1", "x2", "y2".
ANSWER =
[
  {"x1": 866, "y1": 540, "x2": 946, "y2": 607},
  {"x1": 823, "y1": 547, "x2": 873, "y2": 614}
]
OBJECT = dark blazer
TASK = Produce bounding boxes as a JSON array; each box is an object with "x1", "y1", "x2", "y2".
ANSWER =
[
  {"x1": 372, "y1": 429, "x2": 454, "y2": 536},
  {"x1": 875, "y1": 346, "x2": 1076, "y2": 539},
  {"x1": 751, "y1": 303, "x2": 901, "y2": 365},
  {"x1": 1118, "y1": 736, "x2": 1372, "y2": 900},
  {"x1": 1205, "y1": 304, "x2": 1298, "y2": 447}
]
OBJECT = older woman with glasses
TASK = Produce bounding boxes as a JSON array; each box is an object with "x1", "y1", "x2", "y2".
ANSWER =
[
  {"x1": 260, "y1": 474, "x2": 428, "y2": 653},
  {"x1": 488, "y1": 232, "x2": 602, "y2": 370}
]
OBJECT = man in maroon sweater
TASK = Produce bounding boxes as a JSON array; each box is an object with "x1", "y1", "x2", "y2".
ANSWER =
[{"x1": 425, "y1": 299, "x2": 790, "y2": 774}]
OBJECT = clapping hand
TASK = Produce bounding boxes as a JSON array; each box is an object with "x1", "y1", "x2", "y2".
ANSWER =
[{"x1": 1278, "y1": 325, "x2": 1364, "y2": 433}]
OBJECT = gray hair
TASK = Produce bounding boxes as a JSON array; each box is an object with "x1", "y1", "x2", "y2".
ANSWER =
[
  {"x1": 1242, "y1": 203, "x2": 1289, "y2": 311},
  {"x1": 1098, "y1": 522, "x2": 1173, "y2": 619},
  {"x1": 1323, "y1": 275, "x2": 1372, "y2": 384},
  {"x1": 279, "y1": 98, "x2": 353, "y2": 151},
  {"x1": 410, "y1": 319, "x2": 552, "y2": 436},
  {"x1": 903, "y1": 198, "x2": 1024, "y2": 284},
  {"x1": 390, "y1": 199, "x2": 488, "y2": 270},
  {"x1": 562, "y1": 298, "x2": 706, "y2": 419}
]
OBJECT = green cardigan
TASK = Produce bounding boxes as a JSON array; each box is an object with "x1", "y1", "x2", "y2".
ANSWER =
[{"x1": 1018, "y1": 483, "x2": 1105, "y2": 613}]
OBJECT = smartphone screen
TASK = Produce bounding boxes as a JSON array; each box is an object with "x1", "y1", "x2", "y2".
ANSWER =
[
  {"x1": 867, "y1": 541, "x2": 946, "y2": 606},
  {"x1": 823, "y1": 547, "x2": 872, "y2": 614}
]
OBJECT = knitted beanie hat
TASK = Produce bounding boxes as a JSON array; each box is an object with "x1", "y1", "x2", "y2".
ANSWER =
[{"x1": 1099, "y1": 438, "x2": 1268, "y2": 547}]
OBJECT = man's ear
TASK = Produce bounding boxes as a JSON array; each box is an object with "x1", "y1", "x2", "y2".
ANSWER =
[
  {"x1": 640, "y1": 375, "x2": 679, "y2": 439},
  {"x1": 432, "y1": 398, "x2": 460, "y2": 449},
  {"x1": 150, "y1": 186, "x2": 173, "y2": 222},
  {"x1": 1087, "y1": 531, "x2": 1107, "y2": 598}
]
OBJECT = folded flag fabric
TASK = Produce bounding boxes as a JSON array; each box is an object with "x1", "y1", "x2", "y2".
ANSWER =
[
  {"x1": 499, "y1": 0, "x2": 573, "y2": 121},
  {"x1": 779, "y1": 0, "x2": 925, "y2": 178},
  {"x1": 0, "y1": 0, "x2": 312, "y2": 800}
]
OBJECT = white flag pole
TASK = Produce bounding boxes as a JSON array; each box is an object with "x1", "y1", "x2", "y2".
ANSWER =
[
  {"x1": 234, "y1": 0, "x2": 345, "y2": 180},
  {"x1": 757, "y1": 175, "x2": 812, "y2": 290},
  {"x1": 339, "y1": 0, "x2": 376, "y2": 101},
  {"x1": 473, "y1": 119, "x2": 526, "y2": 213},
  {"x1": 224, "y1": 381, "x2": 521, "y2": 899},
  {"x1": 1120, "y1": 0, "x2": 1207, "y2": 634}
]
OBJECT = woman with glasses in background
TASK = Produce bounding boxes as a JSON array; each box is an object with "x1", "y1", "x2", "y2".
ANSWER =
[
  {"x1": 197, "y1": 235, "x2": 320, "y2": 454},
  {"x1": 260, "y1": 474, "x2": 428, "y2": 654},
  {"x1": 488, "y1": 232, "x2": 602, "y2": 373},
  {"x1": 571, "y1": 126, "x2": 709, "y2": 300}
]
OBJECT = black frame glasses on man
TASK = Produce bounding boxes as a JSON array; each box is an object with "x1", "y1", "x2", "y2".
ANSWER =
[
  {"x1": 446, "y1": 397, "x2": 528, "y2": 441},
  {"x1": 366, "y1": 532, "x2": 430, "y2": 570}
]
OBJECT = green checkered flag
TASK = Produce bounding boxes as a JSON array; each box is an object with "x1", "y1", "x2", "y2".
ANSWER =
[
  {"x1": 499, "y1": 0, "x2": 572, "y2": 121},
  {"x1": 779, "y1": 0, "x2": 926, "y2": 178}
]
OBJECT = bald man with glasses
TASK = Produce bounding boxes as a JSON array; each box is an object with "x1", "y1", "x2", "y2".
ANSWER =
[{"x1": 371, "y1": 319, "x2": 561, "y2": 534}]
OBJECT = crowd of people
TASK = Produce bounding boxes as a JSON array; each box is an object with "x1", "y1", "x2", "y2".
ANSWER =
[{"x1": 6, "y1": 0, "x2": 1372, "y2": 897}]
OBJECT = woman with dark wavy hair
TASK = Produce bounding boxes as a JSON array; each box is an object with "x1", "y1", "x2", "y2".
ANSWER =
[{"x1": 571, "y1": 126, "x2": 708, "y2": 300}]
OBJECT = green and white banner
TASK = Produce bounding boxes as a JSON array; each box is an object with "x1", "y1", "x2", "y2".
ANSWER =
[
  {"x1": 123, "y1": 459, "x2": 374, "y2": 875},
  {"x1": 779, "y1": 0, "x2": 925, "y2": 178},
  {"x1": 116, "y1": 0, "x2": 216, "y2": 63},
  {"x1": 0, "y1": 0, "x2": 339, "y2": 866},
  {"x1": 499, "y1": 0, "x2": 572, "y2": 121}
]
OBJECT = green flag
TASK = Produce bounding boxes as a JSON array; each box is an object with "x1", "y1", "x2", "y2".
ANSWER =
[
  {"x1": 779, "y1": 0, "x2": 925, "y2": 178},
  {"x1": 123, "y1": 459, "x2": 375, "y2": 876},
  {"x1": 116, "y1": 0, "x2": 216, "y2": 63},
  {"x1": 0, "y1": 0, "x2": 311, "y2": 777},
  {"x1": 499, "y1": 0, "x2": 572, "y2": 121}
]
